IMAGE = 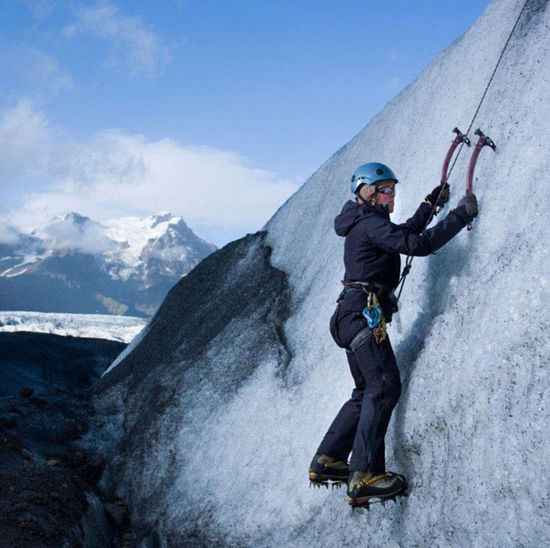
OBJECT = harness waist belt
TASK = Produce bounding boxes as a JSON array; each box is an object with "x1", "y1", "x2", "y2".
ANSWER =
[
  {"x1": 342, "y1": 280, "x2": 394, "y2": 297},
  {"x1": 339, "y1": 282, "x2": 399, "y2": 315}
]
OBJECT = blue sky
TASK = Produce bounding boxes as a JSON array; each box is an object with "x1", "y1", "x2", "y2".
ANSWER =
[{"x1": 1, "y1": 0, "x2": 490, "y2": 245}]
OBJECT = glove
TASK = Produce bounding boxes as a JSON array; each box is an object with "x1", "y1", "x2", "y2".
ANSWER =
[
  {"x1": 455, "y1": 192, "x2": 478, "y2": 222},
  {"x1": 425, "y1": 183, "x2": 450, "y2": 208}
]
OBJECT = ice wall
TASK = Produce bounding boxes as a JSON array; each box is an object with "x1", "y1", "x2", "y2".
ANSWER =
[{"x1": 96, "y1": 1, "x2": 550, "y2": 546}]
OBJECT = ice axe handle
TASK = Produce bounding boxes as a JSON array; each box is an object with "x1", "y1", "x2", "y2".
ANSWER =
[
  {"x1": 435, "y1": 128, "x2": 470, "y2": 216},
  {"x1": 466, "y1": 129, "x2": 496, "y2": 230}
]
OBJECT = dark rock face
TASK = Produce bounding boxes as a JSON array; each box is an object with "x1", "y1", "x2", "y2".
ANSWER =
[
  {"x1": 0, "y1": 332, "x2": 123, "y2": 398},
  {"x1": 95, "y1": 232, "x2": 291, "y2": 545},
  {"x1": 98, "y1": 232, "x2": 291, "y2": 392},
  {"x1": 0, "y1": 332, "x2": 125, "y2": 548},
  {"x1": 0, "y1": 433, "x2": 91, "y2": 548}
]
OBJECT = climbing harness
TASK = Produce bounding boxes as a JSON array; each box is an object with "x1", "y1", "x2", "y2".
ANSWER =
[
  {"x1": 395, "y1": 0, "x2": 529, "y2": 303},
  {"x1": 340, "y1": 281, "x2": 390, "y2": 345}
]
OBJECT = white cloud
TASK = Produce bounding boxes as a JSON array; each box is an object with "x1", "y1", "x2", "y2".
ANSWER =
[
  {"x1": 63, "y1": 3, "x2": 170, "y2": 76},
  {"x1": 3, "y1": 103, "x2": 300, "y2": 246},
  {"x1": 0, "y1": 223, "x2": 21, "y2": 245},
  {"x1": 34, "y1": 215, "x2": 118, "y2": 254},
  {"x1": 0, "y1": 99, "x2": 53, "y2": 179}
]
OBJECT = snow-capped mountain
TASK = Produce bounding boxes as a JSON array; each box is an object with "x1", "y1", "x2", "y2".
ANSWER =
[
  {"x1": 102, "y1": 212, "x2": 215, "y2": 287},
  {"x1": 0, "y1": 226, "x2": 45, "y2": 277},
  {"x1": 93, "y1": 1, "x2": 550, "y2": 547},
  {"x1": 33, "y1": 212, "x2": 118, "y2": 255},
  {"x1": 0, "y1": 212, "x2": 216, "y2": 317}
]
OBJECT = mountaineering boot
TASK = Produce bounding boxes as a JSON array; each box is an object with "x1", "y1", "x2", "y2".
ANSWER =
[
  {"x1": 309, "y1": 454, "x2": 349, "y2": 487},
  {"x1": 347, "y1": 471, "x2": 407, "y2": 507}
]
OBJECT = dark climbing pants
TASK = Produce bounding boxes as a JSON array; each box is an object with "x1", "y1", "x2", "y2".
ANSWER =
[{"x1": 316, "y1": 334, "x2": 401, "y2": 474}]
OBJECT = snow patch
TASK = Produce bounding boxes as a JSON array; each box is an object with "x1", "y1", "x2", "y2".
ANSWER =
[{"x1": 103, "y1": 213, "x2": 184, "y2": 268}]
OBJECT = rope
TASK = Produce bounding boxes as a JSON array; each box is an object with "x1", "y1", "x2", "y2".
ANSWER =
[
  {"x1": 396, "y1": 0, "x2": 530, "y2": 304},
  {"x1": 447, "y1": 0, "x2": 530, "y2": 179}
]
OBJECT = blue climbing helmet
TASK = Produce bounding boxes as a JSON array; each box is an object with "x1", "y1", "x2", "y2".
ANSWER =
[{"x1": 350, "y1": 162, "x2": 399, "y2": 194}]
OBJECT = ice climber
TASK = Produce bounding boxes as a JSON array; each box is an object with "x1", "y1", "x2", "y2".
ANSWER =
[{"x1": 308, "y1": 162, "x2": 479, "y2": 507}]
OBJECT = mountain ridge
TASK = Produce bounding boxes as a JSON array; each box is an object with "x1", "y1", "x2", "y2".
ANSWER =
[{"x1": 0, "y1": 211, "x2": 216, "y2": 316}]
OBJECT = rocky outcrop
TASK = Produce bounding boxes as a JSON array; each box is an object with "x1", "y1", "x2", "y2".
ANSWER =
[
  {"x1": 95, "y1": 232, "x2": 291, "y2": 545},
  {"x1": 0, "y1": 333, "x2": 125, "y2": 548}
]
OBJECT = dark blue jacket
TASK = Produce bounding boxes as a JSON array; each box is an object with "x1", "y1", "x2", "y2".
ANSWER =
[
  {"x1": 335, "y1": 199, "x2": 471, "y2": 291},
  {"x1": 330, "y1": 199, "x2": 472, "y2": 347}
]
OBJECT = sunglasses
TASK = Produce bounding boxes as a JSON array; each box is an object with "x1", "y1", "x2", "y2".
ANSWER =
[{"x1": 376, "y1": 187, "x2": 396, "y2": 196}]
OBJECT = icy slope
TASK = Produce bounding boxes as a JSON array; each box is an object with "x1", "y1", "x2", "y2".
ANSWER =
[{"x1": 96, "y1": 1, "x2": 550, "y2": 546}]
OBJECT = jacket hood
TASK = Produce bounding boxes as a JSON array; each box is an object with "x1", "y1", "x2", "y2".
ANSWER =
[
  {"x1": 334, "y1": 201, "x2": 361, "y2": 237},
  {"x1": 334, "y1": 200, "x2": 389, "y2": 237}
]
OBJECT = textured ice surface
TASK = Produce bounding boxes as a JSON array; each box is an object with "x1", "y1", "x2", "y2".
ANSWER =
[
  {"x1": 95, "y1": 232, "x2": 291, "y2": 546},
  {"x1": 97, "y1": 1, "x2": 550, "y2": 546},
  {"x1": 0, "y1": 311, "x2": 146, "y2": 342}
]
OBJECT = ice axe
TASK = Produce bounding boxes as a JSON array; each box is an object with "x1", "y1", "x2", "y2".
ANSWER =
[
  {"x1": 395, "y1": 127, "x2": 471, "y2": 308},
  {"x1": 466, "y1": 128, "x2": 496, "y2": 230},
  {"x1": 435, "y1": 127, "x2": 471, "y2": 215}
]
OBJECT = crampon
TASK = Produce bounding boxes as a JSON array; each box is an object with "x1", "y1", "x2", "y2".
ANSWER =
[
  {"x1": 308, "y1": 474, "x2": 347, "y2": 490},
  {"x1": 308, "y1": 454, "x2": 349, "y2": 489},
  {"x1": 348, "y1": 485, "x2": 409, "y2": 510}
]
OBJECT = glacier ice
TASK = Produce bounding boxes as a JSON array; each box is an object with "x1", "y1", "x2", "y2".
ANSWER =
[{"x1": 0, "y1": 310, "x2": 146, "y2": 342}]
